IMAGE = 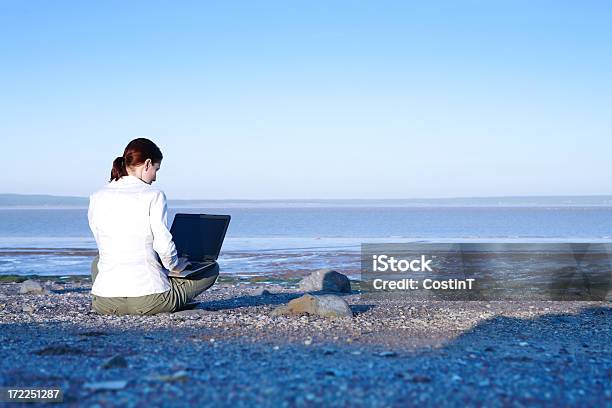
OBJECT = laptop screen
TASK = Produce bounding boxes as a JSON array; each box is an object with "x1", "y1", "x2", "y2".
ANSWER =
[{"x1": 169, "y1": 214, "x2": 231, "y2": 261}]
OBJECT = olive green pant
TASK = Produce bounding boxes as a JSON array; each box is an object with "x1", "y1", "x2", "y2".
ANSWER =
[{"x1": 90, "y1": 255, "x2": 219, "y2": 315}]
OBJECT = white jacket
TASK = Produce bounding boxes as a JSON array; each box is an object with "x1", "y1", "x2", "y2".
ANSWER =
[{"x1": 88, "y1": 175, "x2": 178, "y2": 297}]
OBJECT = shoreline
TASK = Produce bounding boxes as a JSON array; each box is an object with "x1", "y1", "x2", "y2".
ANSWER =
[{"x1": 1, "y1": 277, "x2": 610, "y2": 406}]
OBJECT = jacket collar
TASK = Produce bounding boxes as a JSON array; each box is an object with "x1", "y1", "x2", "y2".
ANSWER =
[{"x1": 114, "y1": 175, "x2": 147, "y2": 185}]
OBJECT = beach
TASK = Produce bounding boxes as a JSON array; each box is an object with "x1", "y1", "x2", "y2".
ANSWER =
[
  {"x1": 1, "y1": 205, "x2": 612, "y2": 406},
  {"x1": 1, "y1": 276, "x2": 610, "y2": 407}
]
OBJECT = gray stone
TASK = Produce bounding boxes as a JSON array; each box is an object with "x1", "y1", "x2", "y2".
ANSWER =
[
  {"x1": 254, "y1": 288, "x2": 272, "y2": 296},
  {"x1": 22, "y1": 304, "x2": 35, "y2": 313},
  {"x1": 19, "y1": 280, "x2": 48, "y2": 295},
  {"x1": 101, "y1": 354, "x2": 128, "y2": 369},
  {"x1": 376, "y1": 351, "x2": 398, "y2": 358},
  {"x1": 173, "y1": 309, "x2": 210, "y2": 318},
  {"x1": 148, "y1": 370, "x2": 189, "y2": 382},
  {"x1": 411, "y1": 375, "x2": 432, "y2": 383},
  {"x1": 298, "y1": 269, "x2": 351, "y2": 293},
  {"x1": 271, "y1": 305, "x2": 289, "y2": 316},
  {"x1": 314, "y1": 295, "x2": 353, "y2": 317},
  {"x1": 271, "y1": 294, "x2": 353, "y2": 318},
  {"x1": 83, "y1": 380, "x2": 128, "y2": 391}
]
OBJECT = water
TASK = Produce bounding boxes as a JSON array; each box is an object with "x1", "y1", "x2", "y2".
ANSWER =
[{"x1": 1, "y1": 206, "x2": 612, "y2": 277}]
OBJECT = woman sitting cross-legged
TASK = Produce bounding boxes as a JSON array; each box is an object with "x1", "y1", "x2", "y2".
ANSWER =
[{"x1": 88, "y1": 138, "x2": 218, "y2": 315}]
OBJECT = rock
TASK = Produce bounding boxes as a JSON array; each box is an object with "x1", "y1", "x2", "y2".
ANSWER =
[
  {"x1": 19, "y1": 280, "x2": 48, "y2": 295},
  {"x1": 323, "y1": 368, "x2": 347, "y2": 377},
  {"x1": 272, "y1": 305, "x2": 290, "y2": 315},
  {"x1": 101, "y1": 355, "x2": 128, "y2": 369},
  {"x1": 314, "y1": 295, "x2": 353, "y2": 317},
  {"x1": 271, "y1": 294, "x2": 353, "y2": 318},
  {"x1": 173, "y1": 309, "x2": 209, "y2": 318},
  {"x1": 410, "y1": 375, "x2": 432, "y2": 383},
  {"x1": 22, "y1": 304, "x2": 35, "y2": 313},
  {"x1": 83, "y1": 380, "x2": 128, "y2": 391},
  {"x1": 376, "y1": 351, "x2": 398, "y2": 358},
  {"x1": 298, "y1": 269, "x2": 351, "y2": 293},
  {"x1": 254, "y1": 288, "x2": 272, "y2": 296},
  {"x1": 149, "y1": 370, "x2": 189, "y2": 382}
]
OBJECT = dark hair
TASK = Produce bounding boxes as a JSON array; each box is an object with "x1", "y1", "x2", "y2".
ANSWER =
[{"x1": 110, "y1": 138, "x2": 163, "y2": 182}]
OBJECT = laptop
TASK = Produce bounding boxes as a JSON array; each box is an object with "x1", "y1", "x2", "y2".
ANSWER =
[{"x1": 167, "y1": 213, "x2": 231, "y2": 278}]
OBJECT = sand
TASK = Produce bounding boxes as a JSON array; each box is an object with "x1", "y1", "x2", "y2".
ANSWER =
[{"x1": 0, "y1": 277, "x2": 610, "y2": 407}]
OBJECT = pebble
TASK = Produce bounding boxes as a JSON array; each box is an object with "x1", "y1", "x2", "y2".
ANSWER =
[
  {"x1": 101, "y1": 354, "x2": 128, "y2": 369},
  {"x1": 150, "y1": 371, "x2": 190, "y2": 382},
  {"x1": 410, "y1": 375, "x2": 432, "y2": 383},
  {"x1": 22, "y1": 304, "x2": 35, "y2": 313},
  {"x1": 254, "y1": 288, "x2": 273, "y2": 296},
  {"x1": 19, "y1": 280, "x2": 48, "y2": 295},
  {"x1": 83, "y1": 380, "x2": 128, "y2": 391},
  {"x1": 376, "y1": 351, "x2": 398, "y2": 358}
]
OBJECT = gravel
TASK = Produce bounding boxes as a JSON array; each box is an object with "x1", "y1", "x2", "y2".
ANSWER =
[{"x1": 0, "y1": 278, "x2": 610, "y2": 407}]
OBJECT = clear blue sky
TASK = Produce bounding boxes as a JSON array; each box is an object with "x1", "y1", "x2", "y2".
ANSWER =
[{"x1": 1, "y1": 1, "x2": 611, "y2": 199}]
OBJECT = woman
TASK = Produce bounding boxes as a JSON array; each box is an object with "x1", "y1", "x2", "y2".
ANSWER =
[{"x1": 88, "y1": 138, "x2": 219, "y2": 315}]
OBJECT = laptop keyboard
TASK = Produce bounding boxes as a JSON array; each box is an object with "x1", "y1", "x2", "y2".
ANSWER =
[{"x1": 185, "y1": 261, "x2": 214, "y2": 271}]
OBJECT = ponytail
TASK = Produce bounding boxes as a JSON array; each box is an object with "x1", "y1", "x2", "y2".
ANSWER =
[
  {"x1": 110, "y1": 156, "x2": 127, "y2": 181},
  {"x1": 109, "y1": 138, "x2": 163, "y2": 182}
]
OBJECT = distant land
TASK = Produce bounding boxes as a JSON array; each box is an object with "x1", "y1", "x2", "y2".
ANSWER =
[{"x1": 1, "y1": 193, "x2": 612, "y2": 208}]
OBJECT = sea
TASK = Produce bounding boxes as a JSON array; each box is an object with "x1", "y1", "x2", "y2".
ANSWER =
[{"x1": 1, "y1": 205, "x2": 612, "y2": 279}]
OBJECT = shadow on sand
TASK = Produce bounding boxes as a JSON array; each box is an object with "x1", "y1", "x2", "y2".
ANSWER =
[
  {"x1": 0, "y1": 304, "x2": 609, "y2": 406},
  {"x1": 194, "y1": 290, "x2": 375, "y2": 315}
]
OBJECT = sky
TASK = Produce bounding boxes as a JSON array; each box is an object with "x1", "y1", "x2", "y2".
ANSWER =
[{"x1": 1, "y1": 1, "x2": 611, "y2": 199}]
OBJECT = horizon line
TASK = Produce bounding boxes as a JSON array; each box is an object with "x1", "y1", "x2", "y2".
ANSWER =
[{"x1": 2, "y1": 193, "x2": 612, "y2": 201}]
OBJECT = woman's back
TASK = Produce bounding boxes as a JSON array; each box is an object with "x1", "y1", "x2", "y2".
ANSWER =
[{"x1": 89, "y1": 175, "x2": 176, "y2": 297}]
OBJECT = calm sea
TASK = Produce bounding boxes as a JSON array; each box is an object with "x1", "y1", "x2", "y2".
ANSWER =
[{"x1": 1, "y1": 206, "x2": 611, "y2": 277}]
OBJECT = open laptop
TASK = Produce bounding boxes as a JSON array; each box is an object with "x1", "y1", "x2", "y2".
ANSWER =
[{"x1": 167, "y1": 213, "x2": 231, "y2": 278}]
